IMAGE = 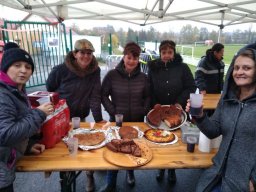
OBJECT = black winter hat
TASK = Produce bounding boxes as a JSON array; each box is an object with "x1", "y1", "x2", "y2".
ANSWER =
[
  {"x1": 1, "y1": 48, "x2": 34, "y2": 73},
  {"x1": 3, "y1": 42, "x2": 19, "y2": 51}
]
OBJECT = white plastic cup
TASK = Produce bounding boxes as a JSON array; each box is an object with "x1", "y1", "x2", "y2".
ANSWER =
[
  {"x1": 37, "y1": 96, "x2": 51, "y2": 105},
  {"x1": 190, "y1": 93, "x2": 203, "y2": 116},
  {"x1": 67, "y1": 137, "x2": 78, "y2": 157},
  {"x1": 115, "y1": 114, "x2": 123, "y2": 127},
  {"x1": 72, "y1": 117, "x2": 80, "y2": 129}
]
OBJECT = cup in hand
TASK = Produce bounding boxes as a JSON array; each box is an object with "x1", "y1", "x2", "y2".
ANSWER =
[
  {"x1": 72, "y1": 117, "x2": 80, "y2": 129},
  {"x1": 186, "y1": 136, "x2": 197, "y2": 153},
  {"x1": 37, "y1": 96, "x2": 51, "y2": 105},
  {"x1": 190, "y1": 93, "x2": 203, "y2": 117},
  {"x1": 67, "y1": 137, "x2": 78, "y2": 157},
  {"x1": 115, "y1": 114, "x2": 123, "y2": 127}
]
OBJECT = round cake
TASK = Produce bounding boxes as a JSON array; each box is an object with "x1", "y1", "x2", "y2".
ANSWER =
[
  {"x1": 144, "y1": 129, "x2": 175, "y2": 143},
  {"x1": 119, "y1": 126, "x2": 138, "y2": 139},
  {"x1": 147, "y1": 104, "x2": 182, "y2": 128},
  {"x1": 74, "y1": 132, "x2": 105, "y2": 146}
]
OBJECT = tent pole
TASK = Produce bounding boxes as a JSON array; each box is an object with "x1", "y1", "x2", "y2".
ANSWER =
[{"x1": 218, "y1": 10, "x2": 225, "y2": 43}]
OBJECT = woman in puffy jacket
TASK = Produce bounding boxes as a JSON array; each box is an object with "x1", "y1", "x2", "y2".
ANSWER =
[
  {"x1": 0, "y1": 48, "x2": 53, "y2": 192},
  {"x1": 101, "y1": 42, "x2": 150, "y2": 192},
  {"x1": 147, "y1": 40, "x2": 196, "y2": 184}
]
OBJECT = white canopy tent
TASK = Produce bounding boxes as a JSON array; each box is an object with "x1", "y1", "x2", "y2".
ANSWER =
[{"x1": 1, "y1": 0, "x2": 256, "y2": 42}]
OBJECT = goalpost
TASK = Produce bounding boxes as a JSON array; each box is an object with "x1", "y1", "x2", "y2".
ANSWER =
[{"x1": 180, "y1": 45, "x2": 194, "y2": 58}]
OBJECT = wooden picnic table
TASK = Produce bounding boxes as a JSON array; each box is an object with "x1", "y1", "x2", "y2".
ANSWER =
[
  {"x1": 203, "y1": 94, "x2": 221, "y2": 110},
  {"x1": 16, "y1": 122, "x2": 217, "y2": 172},
  {"x1": 16, "y1": 122, "x2": 218, "y2": 191}
]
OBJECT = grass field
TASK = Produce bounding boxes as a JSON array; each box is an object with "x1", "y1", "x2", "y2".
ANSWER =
[{"x1": 177, "y1": 44, "x2": 245, "y2": 65}]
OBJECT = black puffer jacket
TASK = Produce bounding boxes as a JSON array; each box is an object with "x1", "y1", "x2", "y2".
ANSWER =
[
  {"x1": 46, "y1": 51, "x2": 103, "y2": 122},
  {"x1": 195, "y1": 53, "x2": 225, "y2": 93},
  {"x1": 0, "y1": 81, "x2": 46, "y2": 188},
  {"x1": 101, "y1": 60, "x2": 151, "y2": 122},
  {"x1": 147, "y1": 53, "x2": 196, "y2": 108}
]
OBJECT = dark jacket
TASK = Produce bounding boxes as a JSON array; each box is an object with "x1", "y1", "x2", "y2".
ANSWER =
[
  {"x1": 46, "y1": 52, "x2": 103, "y2": 122},
  {"x1": 0, "y1": 81, "x2": 46, "y2": 188},
  {"x1": 102, "y1": 60, "x2": 151, "y2": 122},
  {"x1": 195, "y1": 53, "x2": 225, "y2": 93},
  {"x1": 147, "y1": 53, "x2": 196, "y2": 108},
  {"x1": 195, "y1": 64, "x2": 256, "y2": 192}
]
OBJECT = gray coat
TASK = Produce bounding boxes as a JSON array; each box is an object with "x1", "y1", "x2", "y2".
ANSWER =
[
  {"x1": 195, "y1": 65, "x2": 256, "y2": 192},
  {"x1": 0, "y1": 82, "x2": 46, "y2": 188}
]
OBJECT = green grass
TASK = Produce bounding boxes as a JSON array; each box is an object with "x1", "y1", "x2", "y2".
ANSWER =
[
  {"x1": 188, "y1": 64, "x2": 196, "y2": 77},
  {"x1": 177, "y1": 44, "x2": 245, "y2": 65}
]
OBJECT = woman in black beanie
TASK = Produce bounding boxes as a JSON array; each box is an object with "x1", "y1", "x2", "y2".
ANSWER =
[{"x1": 0, "y1": 48, "x2": 54, "y2": 192}]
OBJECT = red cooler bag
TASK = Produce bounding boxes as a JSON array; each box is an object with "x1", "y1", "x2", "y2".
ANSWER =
[
  {"x1": 40, "y1": 99, "x2": 70, "y2": 149},
  {"x1": 28, "y1": 91, "x2": 59, "y2": 107}
]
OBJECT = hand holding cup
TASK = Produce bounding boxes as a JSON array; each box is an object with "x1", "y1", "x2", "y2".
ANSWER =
[{"x1": 188, "y1": 93, "x2": 204, "y2": 117}]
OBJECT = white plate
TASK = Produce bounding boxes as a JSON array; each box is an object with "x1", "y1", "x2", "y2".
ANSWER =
[
  {"x1": 146, "y1": 105, "x2": 187, "y2": 131},
  {"x1": 145, "y1": 133, "x2": 178, "y2": 145},
  {"x1": 63, "y1": 127, "x2": 117, "y2": 151}
]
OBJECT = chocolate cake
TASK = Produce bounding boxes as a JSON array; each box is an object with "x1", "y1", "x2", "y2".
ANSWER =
[
  {"x1": 147, "y1": 104, "x2": 183, "y2": 128},
  {"x1": 106, "y1": 139, "x2": 142, "y2": 157},
  {"x1": 119, "y1": 126, "x2": 138, "y2": 139}
]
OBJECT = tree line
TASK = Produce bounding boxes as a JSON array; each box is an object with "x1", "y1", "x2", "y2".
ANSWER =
[{"x1": 71, "y1": 23, "x2": 256, "y2": 53}]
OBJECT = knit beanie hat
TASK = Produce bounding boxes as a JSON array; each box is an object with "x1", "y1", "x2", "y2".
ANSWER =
[
  {"x1": 3, "y1": 42, "x2": 20, "y2": 51},
  {"x1": 1, "y1": 48, "x2": 34, "y2": 73}
]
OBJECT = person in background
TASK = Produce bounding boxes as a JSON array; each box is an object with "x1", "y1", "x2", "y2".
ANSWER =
[
  {"x1": 186, "y1": 48, "x2": 256, "y2": 192},
  {"x1": 147, "y1": 40, "x2": 196, "y2": 185},
  {"x1": 46, "y1": 39, "x2": 106, "y2": 192},
  {"x1": 101, "y1": 42, "x2": 151, "y2": 192},
  {"x1": 0, "y1": 47, "x2": 53, "y2": 192},
  {"x1": 195, "y1": 43, "x2": 225, "y2": 95}
]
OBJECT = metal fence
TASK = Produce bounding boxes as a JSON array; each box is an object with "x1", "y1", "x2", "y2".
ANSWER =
[{"x1": 1, "y1": 21, "x2": 68, "y2": 87}]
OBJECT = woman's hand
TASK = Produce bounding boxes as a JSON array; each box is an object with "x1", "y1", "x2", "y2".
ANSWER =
[
  {"x1": 174, "y1": 103, "x2": 182, "y2": 110},
  {"x1": 37, "y1": 102, "x2": 54, "y2": 116},
  {"x1": 97, "y1": 120, "x2": 107, "y2": 124},
  {"x1": 249, "y1": 180, "x2": 255, "y2": 192},
  {"x1": 30, "y1": 143, "x2": 45, "y2": 155},
  {"x1": 185, "y1": 99, "x2": 204, "y2": 118}
]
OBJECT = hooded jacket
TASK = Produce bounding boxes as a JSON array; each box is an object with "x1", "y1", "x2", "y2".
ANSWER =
[
  {"x1": 46, "y1": 51, "x2": 103, "y2": 122},
  {"x1": 195, "y1": 52, "x2": 225, "y2": 93},
  {"x1": 101, "y1": 60, "x2": 150, "y2": 122},
  {"x1": 0, "y1": 74, "x2": 46, "y2": 188},
  {"x1": 147, "y1": 53, "x2": 196, "y2": 108},
  {"x1": 195, "y1": 62, "x2": 256, "y2": 192}
]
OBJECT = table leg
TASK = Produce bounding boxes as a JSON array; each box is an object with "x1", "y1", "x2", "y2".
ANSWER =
[{"x1": 60, "y1": 171, "x2": 82, "y2": 192}]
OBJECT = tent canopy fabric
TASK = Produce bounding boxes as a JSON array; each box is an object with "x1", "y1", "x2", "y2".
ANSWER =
[{"x1": 1, "y1": 0, "x2": 256, "y2": 29}]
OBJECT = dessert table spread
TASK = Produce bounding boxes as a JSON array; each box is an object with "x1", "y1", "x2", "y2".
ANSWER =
[
  {"x1": 17, "y1": 122, "x2": 217, "y2": 171},
  {"x1": 16, "y1": 122, "x2": 218, "y2": 191}
]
